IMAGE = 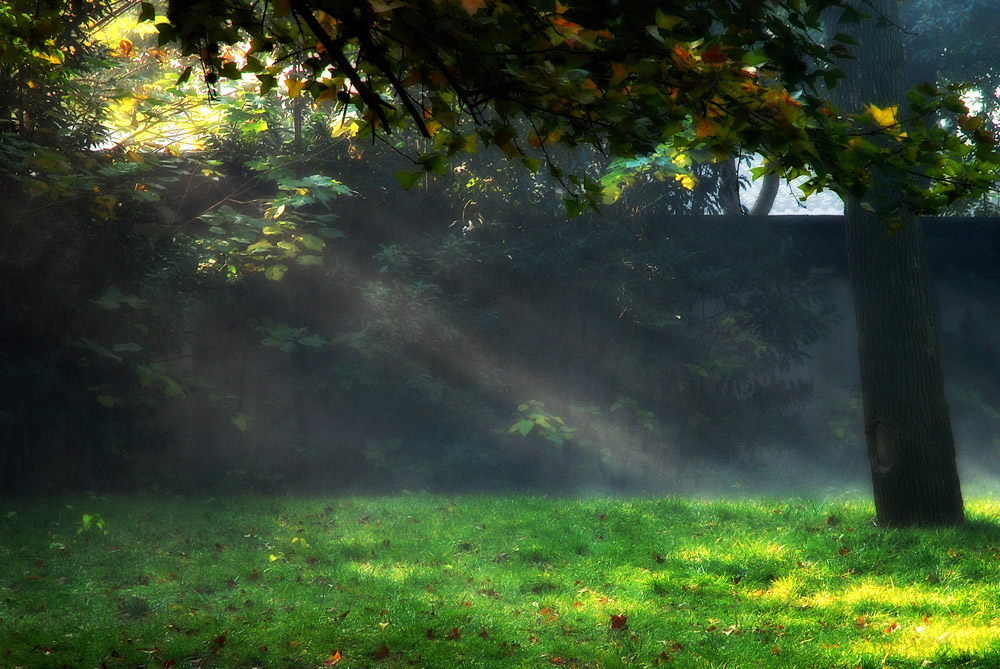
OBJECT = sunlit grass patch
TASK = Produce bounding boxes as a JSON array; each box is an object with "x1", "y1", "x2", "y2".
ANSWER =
[{"x1": 2, "y1": 494, "x2": 1000, "y2": 667}]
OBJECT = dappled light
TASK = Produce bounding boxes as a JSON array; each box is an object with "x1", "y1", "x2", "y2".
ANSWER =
[{"x1": 3, "y1": 0, "x2": 1000, "y2": 665}]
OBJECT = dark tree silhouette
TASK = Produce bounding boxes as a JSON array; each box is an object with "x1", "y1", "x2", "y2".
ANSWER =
[{"x1": 830, "y1": 0, "x2": 964, "y2": 526}]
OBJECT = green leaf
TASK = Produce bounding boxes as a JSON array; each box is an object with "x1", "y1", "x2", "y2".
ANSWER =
[
  {"x1": 245, "y1": 119, "x2": 268, "y2": 133},
  {"x1": 655, "y1": 10, "x2": 683, "y2": 30},
  {"x1": 742, "y1": 49, "x2": 770, "y2": 67},
  {"x1": 837, "y1": 6, "x2": 863, "y2": 24},
  {"x1": 564, "y1": 198, "x2": 588, "y2": 219},
  {"x1": 231, "y1": 413, "x2": 251, "y2": 431},
  {"x1": 298, "y1": 335, "x2": 326, "y2": 347},
  {"x1": 220, "y1": 61, "x2": 242, "y2": 79},
  {"x1": 176, "y1": 66, "x2": 193, "y2": 86},
  {"x1": 297, "y1": 255, "x2": 324, "y2": 266},
  {"x1": 264, "y1": 264, "x2": 288, "y2": 281},
  {"x1": 139, "y1": 2, "x2": 156, "y2": 22},
  {"x1": 112, "y1": 342, "x2": 143, "y2": 353},
  {"x1": 258, "y1": 73, "x2": 278, "y2": 95},
  {"x1": 94, "y1": 286, "x2": 125, "y2": 310},
  {"x1": 299, "y1": 234, "x2": 325, "y2": 251},
  {"x1": 509, "y1": 419, "x2": 535, "y2": 436},
  {"x1": 395, "y1": 170, "x2": 423, "y2": 190},
  {"x1": 418, "y1": 153, "x2": 448, "y2": 175},
  {"x1": 79, "y1": 337, "x2": 123, "y2": 363},
  {"x1": 96, "y1": 395, "x2": 119, "y2": 408}
]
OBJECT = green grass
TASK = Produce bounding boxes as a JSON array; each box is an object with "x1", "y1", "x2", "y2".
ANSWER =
[{"x1": 3, "y1": 495, "x2": 1000, "y2": 668}]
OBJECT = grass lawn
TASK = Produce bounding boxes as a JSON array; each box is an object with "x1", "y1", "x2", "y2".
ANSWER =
[{"x1": 3, "y1": 494, "x2": 1000, "y2": 668}]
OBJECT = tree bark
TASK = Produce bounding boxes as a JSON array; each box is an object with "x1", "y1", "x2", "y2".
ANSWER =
[
  {"x1": 833, "y1": 0, "x2": 964, "y2": 526},
  {"x1": 718, "y1": 156, "x2": 778, "y2": 216}
]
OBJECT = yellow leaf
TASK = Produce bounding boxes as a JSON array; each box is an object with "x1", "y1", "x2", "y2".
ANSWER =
[
  {"x1": 316, "y1": 87, "x2": 339, "y2": 104},
  {"x1": 286, "y1": 78, "x2": 307, "y2": 98},
  {"x1": 674, "y1": 174, "x2": 696, "y2": 190},
  {"x1": 867, "y1": 104, "x2": 898, "y2": 128},
  {"x1": 332, "y1": 121, "x2": 360, "y2": 137},
  {"x1": 695, "y1": 117, "x2": 719, "y2": 138},
  {"x1": 33, "y1": 49, "x2": 63, "y2": 65},
  {"x1": 269, "y1": 554, "x2": 279, "y2": 561}
]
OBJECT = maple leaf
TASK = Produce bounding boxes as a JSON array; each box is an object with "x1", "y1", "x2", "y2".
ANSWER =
[
  {"x1": 959, "y1": 115, "x2": 984, "y2": 133},
  {"x1": 702, "y1": 44, "x2": 727, "y2": 64},
  {"x1": 459, "y1": 0, "x2": 486, "y2": 15},
  {"x1": 674, "y1": 174, "x2": 696, "y2": 190},
  {"x1": 695, "y1": 117, "x2": 720, "y2": 139},
  {"x1": 867, "y1": 104, "x2": 898, "y2": 128},
  {"x1": 286, "y1": 79, "x2": 307, "y2": 98},
  {"x1": 609, "y1": 62, "x2": 629, "y2": 87}
]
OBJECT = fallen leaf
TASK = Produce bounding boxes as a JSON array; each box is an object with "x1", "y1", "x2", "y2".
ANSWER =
[
  {"x1": 323, "y1": 650, "x2": 342, "y2": 665},
  {"x1": 446, "y1": 627, "x2": 462, "y2": 639},
  {"x1": 884, "y1": 622, "x2": 900, "y2": 634},
  {"x1": 610, "y1": 614, "x2": 628, "y2": 630},
  {"x1": 374, "y1": 643, "x2": 390, "y2": 659}
]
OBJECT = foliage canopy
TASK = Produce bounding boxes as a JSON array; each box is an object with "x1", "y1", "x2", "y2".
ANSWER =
[{"x1": 155, "y1": 0, "x2": 1000, "y2": 215}]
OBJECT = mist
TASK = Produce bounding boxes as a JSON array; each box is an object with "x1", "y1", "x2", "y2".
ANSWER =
[{"x1": 10, "y1": 149, "x2": 1000, "y2": 501}]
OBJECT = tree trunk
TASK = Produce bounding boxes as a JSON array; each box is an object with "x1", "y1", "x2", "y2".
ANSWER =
[
  {"x1": 833, "y1": 0, "x2": 964, "y2": 526},
  {"x1": 718, "y1": 156, "x2": 779, "y2": 216}
]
